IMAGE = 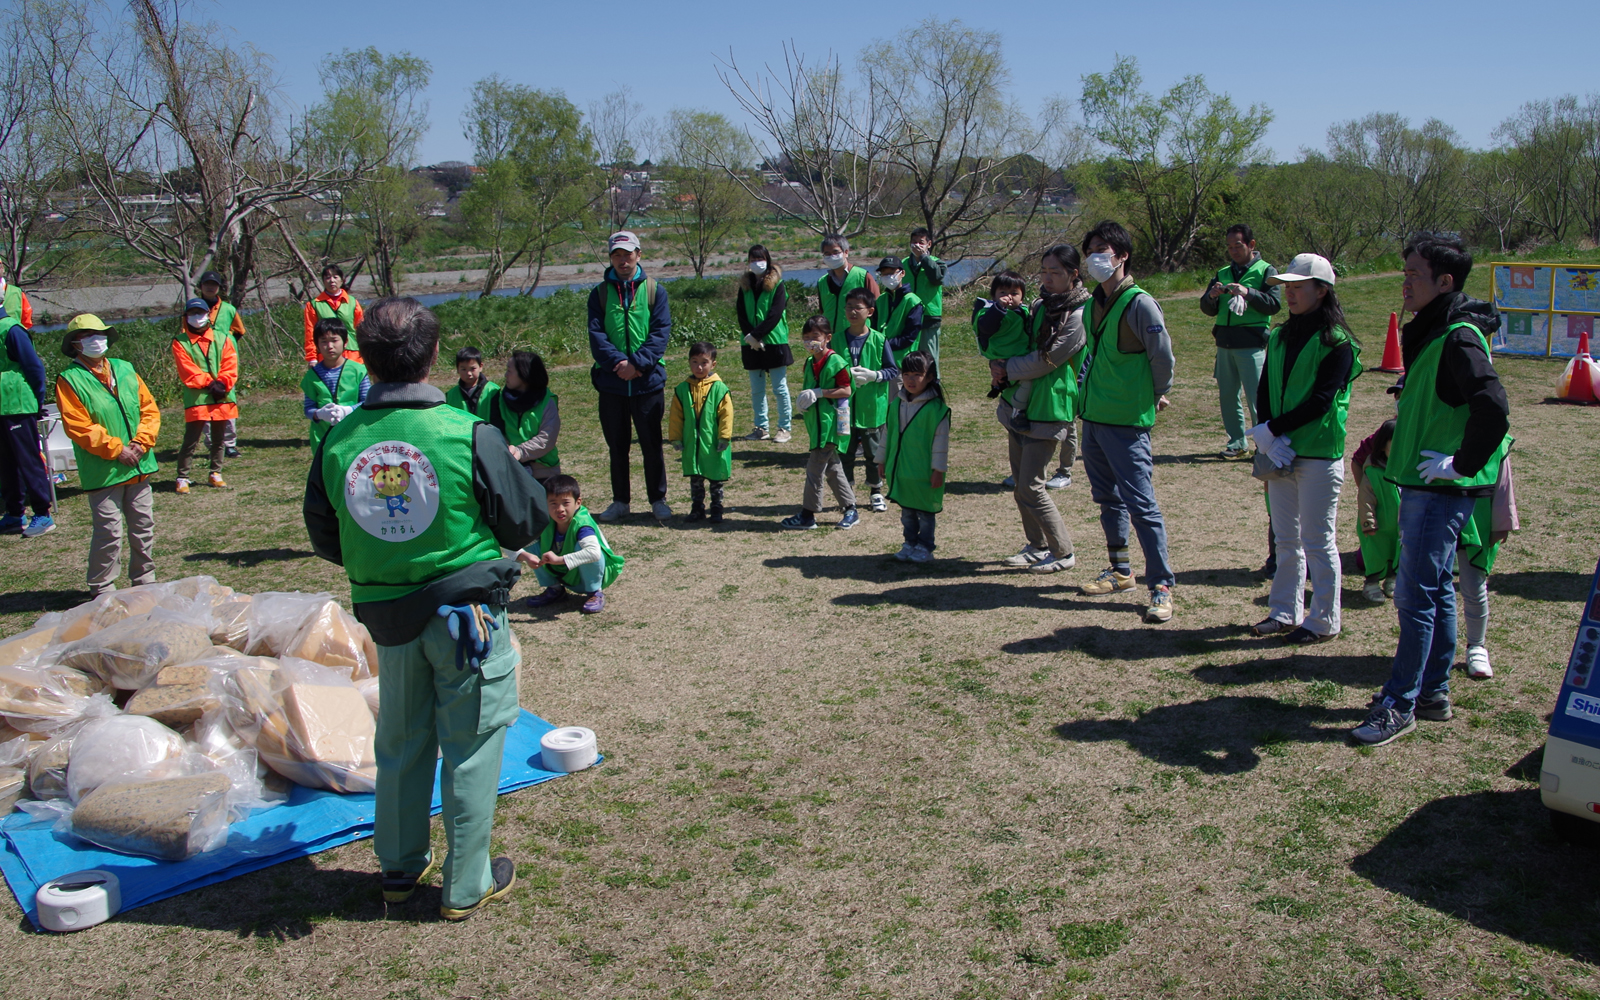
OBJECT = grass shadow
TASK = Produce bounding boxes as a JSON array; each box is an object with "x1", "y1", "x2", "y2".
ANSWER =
[
  {"x1": 1490, "y1": 571, "x2": 1591, "y2": 603},
  {"x1": 1053, "y1": 695, "x2": 1364, "y2": 774},
  {"x1": 235, "y1": 438, "x2": 310, "y2": 450},
  {"x1": 766, "y1": 553, "x2": 987, "y2": 587},
  {"x1": 729, "y1": 448, "x2": 809, "y2": 471},
  {"x1": 835, "y1": 578, "x2": 1077, "y2": 613},
  {"x1": 1003, "y1": 623, "x2": 1261, "y2": 659},
  {"x1": 1351, "y1": 788, "x2": 1600, "y2": 962},
  {"x1": 0, "y1": 588, "x2": 92, "y2": 617},
  {"x1": 182, "y1": 547, "x2": 315, "y2": 567},
  {"x1": 1192, "y1": 652, "x2": 1393, "y2": 688},
  {"x1": 1173, "y1": 567, "x2": 1265, "y2": 588}
]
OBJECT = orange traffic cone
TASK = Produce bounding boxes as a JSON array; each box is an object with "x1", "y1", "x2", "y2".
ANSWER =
[
  {"x1": 1377, "y1": 312, "x2": 1404, "y2": 373},
  {"x1": 1559, "y1": 330, "x2": 1597, "y2": 403}
]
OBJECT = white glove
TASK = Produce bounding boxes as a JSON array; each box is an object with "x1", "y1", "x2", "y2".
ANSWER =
[
  {"x1": 1416, "y1": 450, "x2": 1458, "y2": 483},
  {"x1": 1268, "y1": 436, "x2": 1296, "y2": 469},
  {"x1": 743, "y1": 334, "x2": 762, "y2": 350},
  {"x1": 1228, "y1": 293, "x2": 1248, "y2": 316},
  {"x1": 1247, "y1": 422, "x2": 1276, "y2": 452},
  {"x1": 849, "y1": 366, "x2": 880, "y2": 386},
  {"x1": 313, "y1": 404, "x2": 335, "y2": 423},
  {"x1": 794, "y1": 389, "x2": 819, "y2": 412},
  {"x1": 328, "y1": 404, "x2": 354, "y2": 423}
]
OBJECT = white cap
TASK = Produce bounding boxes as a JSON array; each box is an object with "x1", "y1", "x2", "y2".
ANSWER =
[
  {"x1": 1269, "y1": 253, "x2": 1336, "y2": 286},
  {"x1": 607, "y1": 231, "x2": 641, "y2": 253}
]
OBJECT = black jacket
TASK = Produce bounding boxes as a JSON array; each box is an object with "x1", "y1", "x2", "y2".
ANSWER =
[
  {"x1": 1255, "y1": 316, "x2": 1355, "y2": 437},
  {"x1": 1398, "y1": 291, "x2": 1510, "y2": 493},
  {"x1": 304, "y1": 381, "x2": 548, "y2": 644}
]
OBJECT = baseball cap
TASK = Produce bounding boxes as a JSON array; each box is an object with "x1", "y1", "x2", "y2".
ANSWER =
[
  {"x1": 1268, "y1": 253, "x2": 1336, "y2": 286},
  {"x1": 876, "y1": 256, "x2": 903, "y2": 272},
  {"x1": 61, "y1": 314, "x2": 117, "y2": 356},
  {"x1": 607, "y1": 231, "x2": 641, "y2": 253},
  {"x1": 198, "y1": 270, "x2": 224, "y2": 288},
  {"x1": 184, "y1": 297, "x2": 210, "y2": 314}
]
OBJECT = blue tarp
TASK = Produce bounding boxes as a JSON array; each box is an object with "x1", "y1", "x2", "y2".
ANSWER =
[{"x1": 0, "y1": 709, "x2": 582, "y2": 928}]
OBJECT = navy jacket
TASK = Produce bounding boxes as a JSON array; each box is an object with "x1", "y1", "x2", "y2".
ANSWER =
[{"x1": 588, "y1": 266, "x2": 672, "y2": 396}]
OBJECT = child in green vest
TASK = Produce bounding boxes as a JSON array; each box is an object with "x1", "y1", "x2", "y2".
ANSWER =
[
  {"x1": 904, "y1": 227, "x2": 947, "y2": 361},
  {"x1": 1456, "y1": 454, "x2": 1519, "y2": 680},
  {"x1": 1352, "y1": 418, "x2": 1399, "y2": 603},
  {"x1": 882, "y1": 351, "x2": 949, "y2": 564},
  {"x1": 518, "y1": 475, "x2": 623, "y2": 614},
  {"x1": 669, "y1": 342, "x2": 734, "y2": 524},
  {"x1": 816, "y1": 234, "x2": 878, "y2": 338},
  {"x1": 837, "y1": 287, "x2": 896, "y2": 513},
  {"x1": 445, "y1": 346, "x2": 500, "y2": 419},
  {"x1": 489, "y1": 351, "x2": 560, "y2": 483},
  {"x1": 872, "y1": 257, "x2": 926, "y2": 365},
  {"x1": 302, "y1": 319, "x2": 369, "y2": 448},
  {"x1": 784, "y1": 316, "x2": 857, "y2": 529},
  {"x1": 973, "y1": 271, "x2": 1036, "y2": 427}
]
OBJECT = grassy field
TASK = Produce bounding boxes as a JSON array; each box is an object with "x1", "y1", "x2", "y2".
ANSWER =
[{"x1": 3, "y1": 265, "x2": 1599, "y2": 1000}]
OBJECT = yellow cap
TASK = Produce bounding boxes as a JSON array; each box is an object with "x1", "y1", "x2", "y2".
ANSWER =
[{"x1": 66, "y1": 314, "x2": 112, "y2": 333}]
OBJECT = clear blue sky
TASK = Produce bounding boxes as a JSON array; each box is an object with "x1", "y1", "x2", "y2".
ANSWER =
[{"x1": 217, "y1": 0, "x2": 1599, "y2": 166}]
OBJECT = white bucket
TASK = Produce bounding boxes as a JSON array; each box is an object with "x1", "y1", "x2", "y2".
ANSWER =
[
  {"x1": 539, "y1": 726, "x2": 598, "y2": 773},
  {"x1": 38, "y1": 869, "x2": 120, "y2": 932}
]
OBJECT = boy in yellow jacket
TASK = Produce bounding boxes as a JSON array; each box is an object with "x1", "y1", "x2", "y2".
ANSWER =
[{"x1": 668, "y1": 342, "x2": 734, "y2": 524}]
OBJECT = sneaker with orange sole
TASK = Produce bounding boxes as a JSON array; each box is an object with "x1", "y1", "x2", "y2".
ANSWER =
[
  {"x1": 174, "y1": 478, "x2": 191, "y2": 494},
  {"x1": 207, "y1": 472, "x2": 227, "y2": 488}
]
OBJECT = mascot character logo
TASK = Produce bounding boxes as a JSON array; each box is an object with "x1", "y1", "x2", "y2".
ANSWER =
[{"x1": 372, "y1": 463, "x2": 413, "y2": 517}]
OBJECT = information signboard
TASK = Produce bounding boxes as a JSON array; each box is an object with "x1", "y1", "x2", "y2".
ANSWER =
[{"x1": 1492, "y1": 263, "x2": 1600, "y2": 357}]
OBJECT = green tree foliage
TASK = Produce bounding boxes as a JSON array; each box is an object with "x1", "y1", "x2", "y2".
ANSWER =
[
  {"x1": 459, "y1": 77, "x2": 597, "y2": 296},
  {"x1": 1326, "y1": 112, "x2": 1464, "y2": 247},
  {"x1": 658, "y1": 110, "x2": 755, "y2": 277}
]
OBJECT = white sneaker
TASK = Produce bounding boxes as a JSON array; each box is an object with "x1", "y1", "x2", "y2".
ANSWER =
[
  {"x1": 1045, "y1": 471, "x2": 1072, "y2": 490},
  {"x1": 1029, "y1": 552, "x2": 1076, "y2": 574},
  {"x1": 1363, "y1": 580, "x2": 1387, "y2": 602},
  {"x1": 869, "y1": 493, "x2": 887, "y2": 512},
  {"x1": 1004, "y1": 544, "x2": 1050, "y2": 567},
  {"x1": 651, "y1": 500, "x2": 673, "y2": 523},
  {"x1": 772, "y1": 428, "x2": 792, "y2": 443},
  {"x1": 908, "y1": 545, "x2": 932, "y2": 564},
  {"x1": 1466, "y1": 645, "x2": 1493, "y2": 679},
  {"x1": 895, "y1": 543, "x2": 916, "y2": 562},
  {"x1": 596, "y1": 502, "x2": 629, "y2": 522}
]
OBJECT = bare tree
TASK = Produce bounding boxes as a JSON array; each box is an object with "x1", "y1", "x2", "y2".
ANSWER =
[
  {"x1": 1492, "y1": 97, "x2": 1584, "y2": 244},
  {"x1": 1327, "y1": 113, "x2": 1464, "y2": 247},
  {"x1": 590, "y1": 87, "x2": 651, "y2": 229},
  {"x1": 659, "y1": 109, "x2": 755, "y2": 277},
  {"x1": 1465, "y1": 149, "x2": 1534, "y2": 253},
  {"x1": 718, "y1": 43, "x2": 892, "y2": 241}
]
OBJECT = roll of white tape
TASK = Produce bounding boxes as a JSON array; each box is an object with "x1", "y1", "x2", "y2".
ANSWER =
[
  {"x1": 37, "y1": 870, "x2": 120, "y2": 932},
  {"x1": 540, "y1": 726, "x2": 598, "y2": 773}
]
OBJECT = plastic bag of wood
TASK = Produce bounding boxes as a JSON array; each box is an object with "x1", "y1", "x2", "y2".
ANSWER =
[
  {"x1": 27, "y1": 730, "x2": 76, "y2": 800},
  {"x1": 166, "y1": 576, "x2": 234, "y2": 607},
  {"x1": 0, "y1": 624, "x2": 59, "y2": 668},
  {"x1": 70, "y1": 771, "x2": 233, "y2": 861},
  {"x1": 282, "y1": 600, "x2": 377, "y2": 680},
  {"x1": 243, "y1": 592, "x2": 335, "y2": 657},
  {"x1": 355, "y1": 676, "x2": 380, "y2": 721},
  {"x1": 126, "y1": 663, "x2": 222, "y2": 730},
  {"x1": 190, "y1": 709, "x2": 286, "y2": 816},
  {"x1": 0, "y1": 766, "x2": 24, "y2": 813},
  {"x1": 209, "y1": 596, "x2": 254, "y2": 651},
  {"x1": 0, "y1": 661, "x2": 110, "y2": 732},
  {"x1": 220, "y1": 657, "x2": 377, "y2": 794},
  {"x1": 67, "y1": 715, "x2": 187, "y2": 802},
  {"x1": 57, "y1": 608, "x2": 213, "y2": 691}
]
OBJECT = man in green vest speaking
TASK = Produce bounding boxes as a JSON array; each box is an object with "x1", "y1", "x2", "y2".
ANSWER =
[
  {"x1": 304, "y1": 297, "x2": 548, "y2": 920},
  {"x1": 1199, "y1": 225, "x2": 1280, "y2": 459},
  {"x1": 1352, "y1": 236, "x2": 1510, "y2": 747}
]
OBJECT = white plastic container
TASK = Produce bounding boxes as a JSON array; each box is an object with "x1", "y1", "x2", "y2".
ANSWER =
[
  {"x1": 539, "y1": 726, "x2": 598, "y2": 773},
  {"x1": 39, "y1": 404, "x2": 76, "y2": 473},
  {"x1": 37, "y1": 869, "x2": 120, "y2": 932}
]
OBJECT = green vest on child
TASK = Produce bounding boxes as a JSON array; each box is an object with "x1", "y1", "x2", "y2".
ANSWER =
[
  {"x1": 802, "y1": 352, "x2": 850, "y2": 453},
  {"x1": 674, "y1": 378, "x2": 732, "y2": 480},
  {"x1": 885, "y1": 393, "x2": 949, "y2": 514},
  {"x1": 445, "y1": 378, "x2": 501, "y2": 419},
  {"x1": 535, "y1": 506, "x2": 624, "y2": 591},
  {"x1": 832, "y1": 327, "x2": 890, "y2": 430},
  {"x1": 301, "y1": 361, "x2": 367, "y2": 449}
]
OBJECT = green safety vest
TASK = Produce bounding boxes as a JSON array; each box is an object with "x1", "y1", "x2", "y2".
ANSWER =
[
  {"x1": 319, "y1": 402, "x2": 503, "y2": 604},
  {"x1": 1458, "y1": 447, "x2": 1512, "y2": 572},
  {"x1": 444, "y1": 378, "x2": 502, "y2": 419},
  {"x1": 833, "y1": 327, "x2": 890, "y2": 429},
  {"x1": 313, "y1": 295, "x2": 358, "y2": 339},
  {"x1": 1387, "y1": 323, "x2": 1505, "y2": 490},
  {"x1": 876, "y1": 289, "x2": 925, "y2": 364},
  {"x1": 674, "y1": 378, "x2": 732, "y2": 480},
  {"x1": 0, "y1": 317, "x2": 38, "y2": 416},
  {"x1": 1004, "y1": 306, "x2": 1085, "y2": 423},
  {"x1": 174, "y1": 330, "x2": 236, "y2": 409},
  {"x1": 4, "y1": 284, "x2": 25, "y2": 326},
  {"x1": 490, "y1": 391, "x2": 560, "y2": 469},
  {"x1": 1214, "y1": 259, "x2": 1273, "y2": 329},
  {"x1": 817, "y1": 267, "x2": 868, "y2": 336},
  {"x1": 535, "y1": 505, "x2": 623, "y2": 591},
  {"x1": 1265, "y1": 325, "x2": 1360, "y2": 461},
  {"x1": 301, "y1": 362, "x2": 367, "y2": 450},
  {"x1": 1081, "y1": 286, "x2": 1157, "y2": 428},
  {"x1": 741, "y1": 285, "x2": 789, "y2": 346},
  {"x1": 598, "y1": 277, "x2": 657, "y2": 358},
  {"x1": 802, "y1": 351, "x2": 850, "y2": 453},
  {"x1": 903, "y1": 256, "x2": 944, "y2": 317},
  {"x1": 57, "y1": 360, "x2": 158, "y2": 491},
  {"x1": 978, "y1": 306, "x2": 1032, "y2": 362},
  {"x1": 885, "y1": 393, "x2": 949, "y2": 514}
]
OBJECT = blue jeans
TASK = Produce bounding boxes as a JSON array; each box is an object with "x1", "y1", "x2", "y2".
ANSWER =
[
  {"x1": 1080, "y1": 420, "x2": 1174, "y2": 589},
  {"x1": 1381, "y1": 489, "x2": 1477, "y2": 713},
  {"x1": 901, "y1": 507, "x2": 936, "y2": 550},
  {"x1": 535, "y1": 560, "x2": 603, "y2": 595},
  {"x1": 748, "y1": 366, "x2": 791, "y2": 431},
  {"x1": 1214, "y1": 346, "x2": 1265, "y2": 450}
]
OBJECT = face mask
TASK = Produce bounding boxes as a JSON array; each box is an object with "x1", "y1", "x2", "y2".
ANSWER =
[
  {"x1": 879, "y1": 273, "x2": 902, "y2": 291},
  {"x1": 1084, "y1": 252, "x2": 1119, "y2": 283},
  {"x1": 186, "y1": 312, "x2": 210, "y2": 329},
  {"x1": 748, "y1": 260, "x2": 768, "y2": 275},
  {"x1": 822, "y1": 254, "x2": 846, "y2": 269},
  {"x1": 805, "y1": 340, "x2": 827, "y2": 354},
  {"x1": 78, "y1": 334, "x2": 110, "y2": 359}
]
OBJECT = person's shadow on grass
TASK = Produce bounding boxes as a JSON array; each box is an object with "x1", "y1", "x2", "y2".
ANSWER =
[
  {"x1": 1053, "y1": 695, "x2": 1365, "y2": 774},
  {"x1": 1003, "y1": 623, "x2": 1262, "y2": 658}
]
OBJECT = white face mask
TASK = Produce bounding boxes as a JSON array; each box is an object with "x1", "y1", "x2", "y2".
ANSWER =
[
  {"x1": 748, "y1": 260, "x2": 768, "y2": 275},
  {"x1": 1084, "y1": 251, "x2": 1120, "y2": 284},
  {"x1": 78, "y1": 334, "x2": 110, "y2": 358},
  {"x1": 804, "y1": 339, "x2": 827, "y2": 355},
  {"x1": 879, "y1": 273, "x2": 902, "y2": 291},
  {"x1": 186, "y1": 312, "x2": 210, "y2": 329},
  {"x1": 822, "y1": 254, "x2": 846, "y2": 269}
]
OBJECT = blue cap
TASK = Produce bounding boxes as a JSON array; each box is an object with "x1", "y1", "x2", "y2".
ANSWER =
[{"x1": 184, "y1": 297, "x2": 209, "y2": 314}]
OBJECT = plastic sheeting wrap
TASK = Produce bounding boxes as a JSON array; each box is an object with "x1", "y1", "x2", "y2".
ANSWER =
[{"x1": 57, "y1": 610, "x2": 212, "y2": 691}]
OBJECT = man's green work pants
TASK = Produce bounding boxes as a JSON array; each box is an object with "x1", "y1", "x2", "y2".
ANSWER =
[{"x1": 374, "y1": 609, "x2": 521, "y2": 910}]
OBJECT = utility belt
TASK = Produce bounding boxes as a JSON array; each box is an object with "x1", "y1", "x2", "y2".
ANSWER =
[{"x1": 353, "y1": 558, "x2": 521, "y2": 647}]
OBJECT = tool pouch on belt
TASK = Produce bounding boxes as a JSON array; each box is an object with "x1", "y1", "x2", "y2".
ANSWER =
[{"x1": 353, "y1": 558, "x2": 522, "y2": 647}]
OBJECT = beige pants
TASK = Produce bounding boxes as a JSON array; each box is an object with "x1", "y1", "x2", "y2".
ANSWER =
[
  {"x1": 803, "y1": 447, "x2": 856, "y2": 513},
  {"x1": 178, "y1": 420, "x2": 227, "y2": 479},
  {"x1": 1009, "y1": 431, "x2": 1075, "y2": 559},
  {"x1": 88, "y1": 480, "x2": 155, "y2": 596}
]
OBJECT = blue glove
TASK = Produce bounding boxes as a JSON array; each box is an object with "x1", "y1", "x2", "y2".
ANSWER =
[{"x1": 436, "y1": 603, "x2": 500, "y2": 673}]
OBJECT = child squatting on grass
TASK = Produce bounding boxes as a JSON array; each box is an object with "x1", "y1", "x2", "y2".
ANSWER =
[
  {"x1": 302, "y1": 318, "x2": 369, "y2": 449},
  {"x1": 880, "y1": 350, "x2": 949, "y2": 563},
  {"x1": 519, "y1": 474, "x2": 625, "y2": 615},
  {"x1": 783, "y1": 316, "x2": 858, "y2": 530},
  {"x1": 669, "y1": 341, "x2": 735, "y2": 524}
]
